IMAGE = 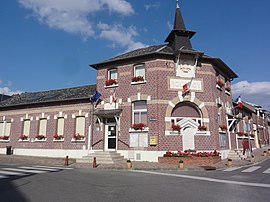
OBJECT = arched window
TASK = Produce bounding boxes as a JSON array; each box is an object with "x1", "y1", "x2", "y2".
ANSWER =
[{"x1": 171, "y1": 102, "x2": 202, "y2": 125}]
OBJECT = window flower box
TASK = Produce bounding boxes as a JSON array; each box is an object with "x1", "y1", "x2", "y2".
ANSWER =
[
  {"x1": 19, "y1": 135, "x2": 29, "y2": 141},
  {"x1": 225, "y1": 86, "x2": 231, "y2": 92},
  {"x1": 171, "y1": 124, "x2": 181, "y2": 132},
  {"x1": 250, "y1": 134, "x2": 255, "y2": 138},
  {"x1": 216, "y1": 80, "x2": 224, "y2": 90},
  {"x1": 105, "y1": 79, "x2": 117, "y2": 86},
  {"x1": 237, "y1": 132, "x2": 246, "y2": 136},
  {"x1": 53, "y1": 134, "x2": 64, "y2": 141},
  {"x1": 132, "y1": 123, "x2": 146, "y2": 131},
  {"x1": 35, "y1": 134, "x2": 46, "y2": 140},
  {"x1": 73, "y1": 133, "x2": 85, "y2": 141},
  {"x1": 198, "y1": 125, "x2": 207, "y2": 131},
  {"x1": 0, "y1": 136, "x2": 10, "y2": 140},
  {"x1": 219, "y1": 125, "x2": 228, "y2": 131},
  {"x1": 132, "y1": 76, "x2": 144, "y2": 82}
]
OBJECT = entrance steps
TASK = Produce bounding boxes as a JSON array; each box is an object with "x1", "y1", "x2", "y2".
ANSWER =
[
  {"x1": 76, "y1": 151, "x2": 126, "y2": 164},
  {"x1": 227, "y1": 150, "x2": 247, "y2": 160}
]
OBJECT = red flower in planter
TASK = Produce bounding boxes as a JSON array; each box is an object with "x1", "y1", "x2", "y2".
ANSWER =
[
  {"x1": 73, "y1": 133, "x2": 84, "y2": 140},
  {"x1": 19, "y1": 135, "x2": 28, "y2": 140},
  {"x1": 219, "y1": 125, "x2": 228, "y2": 131},
  {"x1": 0, "y1": 136, "x2": 9, "y2": 140},
  {"x1": 132, "y1": 76, "x2": 144, "y2": 82},
  {"x1": 237, "y1": 131, "x2": 246, "y2": 136},
  {"x1": 132, "y1": 123, "x2": 145, "y2": 130},
  {"x1": 198, "y1": 125, "x2": 207, "y2": 131},
  {"x1": 171, "y1": 124, "x2": 181, "y2": 132},
  {"x1": 53, "y1": 134, "x2": 64, "y2": 140},
  {"x1": 225, "y1": 86, "x2": 231, "y2": 91},
  {"x1": 35, "y1": 134, "x2": 46, "y2": 140},
  {"x1": 250, "y1": 134, "x2": 255, "y2": 138},
  {"x1": 216, "y1": 80, "x2": 225, "y2": 87},
  {"x1": 105, "y1": 79, "x2": 117, "y2": 86}
]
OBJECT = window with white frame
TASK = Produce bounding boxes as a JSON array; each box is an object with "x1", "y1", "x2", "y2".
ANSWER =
[
  {"x1": 219, "y1": 132, "x2": 226, "y2": 147},
  {"x1": 75, "y1": 116, "x2": 85, "y2": 137},
  {"x1": 108, "y1": 69, "x2": 117, "y2": 80},
  {"x1": 39, "y1": 119, "x2": 47, "y2": 136},
  {"x1": 0, "y1": 121, "x2": 11, "y2": 138},
  {"x1": 57, "y1": 117, "x2": 64, "y2": 136},
  {"x1": 243, "y1": 121, "x2": 251, "y2": 133},
  {"x1": 23, "y1": 119, "x2": 30, "y2": 136},
  {"x1": 134, "y1": 64, "x2": 145, "y2": 78},
  {"x1": 132, "y1": 101, "x2": 147, "y2": 125}
]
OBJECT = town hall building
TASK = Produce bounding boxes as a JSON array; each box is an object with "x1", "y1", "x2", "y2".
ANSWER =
[{"x1": 1, "y1": 2, "x2": 268, "y2": 162}]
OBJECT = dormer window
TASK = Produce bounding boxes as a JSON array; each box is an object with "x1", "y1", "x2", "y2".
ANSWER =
[
  {"x1": 106, "y1": 69, "x2": 118, "y2": 86},
  {"x1": 132, "y1": 64, "x2": 145, "y2": 82}
]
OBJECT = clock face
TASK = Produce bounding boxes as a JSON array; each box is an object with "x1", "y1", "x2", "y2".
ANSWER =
[{"x1": 176, "y1": 59, "x2": 195, "y2": 78}]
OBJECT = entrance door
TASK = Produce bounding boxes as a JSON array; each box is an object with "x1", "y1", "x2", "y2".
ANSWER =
[
  {"x1": 105, "y1": 123, "x2": 117, "y2": 150},
  {"x1": 182, "y1": 126, "x2": 196, "y2": 151}
]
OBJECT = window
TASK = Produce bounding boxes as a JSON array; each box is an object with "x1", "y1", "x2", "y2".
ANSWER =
[
  {"x1": 132, "y1": 101, "x2": 147, "y2": 125},
  {"x1": 108, "y1": 69, "x2": 117, "y2": 80},
  {"x1": 0, "y1": 121, "x2": 11, "y2": 138},
  {"x1": 75, "y1": 116, "x2": 85, "y2": 137},
  {"x1": 219, "y1": 132, "x2": 226, "y2": 147},
  {"x1": 133, "y1": 64, "x2": 145, "y2": 82},
  {"x1": 243, "y1": 121, "x2": 251, "y2": 133},
  {"x1": 57, "y1": 117, "x2": 64, "y2": 136},
  {"x1": 23, "y1": 119, "x2": 30, "y2": 136},
  {"x1": 39, "y1": 119, "x2": 47, "y2": 136}
]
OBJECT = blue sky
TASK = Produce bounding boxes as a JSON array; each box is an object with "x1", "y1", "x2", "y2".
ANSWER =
[{"x1": 0, "y1": 0, "x2": 270, "y2": 109}]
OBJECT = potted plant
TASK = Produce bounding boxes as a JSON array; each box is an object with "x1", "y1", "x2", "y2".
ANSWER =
[
  {"x1": 35, "y1": 134, "x2": 46, "y2": 140},
  {"x1": 227, "y1": 158, "x2": 232, "y2": 166},
  {"x1": 0, "y1": 136, "x2": 9, "y2": 140},
  {"x1": 198, "y1": 125, "x2": 207, "y2": 131},
  {"x1": 73, "y1": 133, "x2": 84, "y2": 140},
  {"x1": 53, "y1": 134, "x2": 64, "y2": 140},
  {"x1": 219, "y1": 125, "x2": 227, "y2": 131},
  {"x1": 171, "y1": 124, "x2": 181, "y2": 132},
  {"x1": 132, "y1": 123, "x2": 145, "y2": 130},
  {"x1": 105, "y1": 79, "x2": 117, "y2": 86},
  {"x1": 19, "y1": 135, "x2": 28, "y2": 141},
  {"x1": 178, "y1": 160, "x2": 184, "y2": 169},
  {"x1": 127, "y1": 159, "x2": 132, "y2": 169},
  {"x1": 216, "y1": 80, "x2": 225, "y2": 88},
  {"x1": 132, "y1": 76, "x2": 144, "y2": 82}
]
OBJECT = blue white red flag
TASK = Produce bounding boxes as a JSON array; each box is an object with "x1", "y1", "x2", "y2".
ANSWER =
[
  {"x1": 90, "y1": 91, "x2": 101, "y2": 103},
  {"x1": 237, "y1": 96, "x2": 243, "y2": 109}
]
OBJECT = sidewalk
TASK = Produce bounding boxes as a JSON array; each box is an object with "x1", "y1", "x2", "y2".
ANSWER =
[{"x1": 1, "y1": 147, "x2": 269, "y2": 171}]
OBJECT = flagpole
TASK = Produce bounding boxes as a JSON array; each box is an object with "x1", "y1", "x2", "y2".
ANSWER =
[{"x1": 90, "y1": 102, "x2": 94, "y2": 150}]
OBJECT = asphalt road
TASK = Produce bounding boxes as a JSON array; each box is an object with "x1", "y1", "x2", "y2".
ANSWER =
[{"x1": 1, "y1": 159, "x2": 270, "y2": 202}]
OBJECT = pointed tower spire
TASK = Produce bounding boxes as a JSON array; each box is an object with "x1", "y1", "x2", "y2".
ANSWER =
[{"x1": 165, "y1": 1, "x2": 196, "y2": 52}]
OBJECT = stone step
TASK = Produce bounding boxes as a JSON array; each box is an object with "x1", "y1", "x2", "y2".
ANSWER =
[{"x1": 77, "y1": 151, "x2": 126, "y2": 164}]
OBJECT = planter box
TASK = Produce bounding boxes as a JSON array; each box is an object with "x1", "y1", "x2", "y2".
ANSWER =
[{"x1": 158, "y1": 156, "x2": 221, "y2": 167}]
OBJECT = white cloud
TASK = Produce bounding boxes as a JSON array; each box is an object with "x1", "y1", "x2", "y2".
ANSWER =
[
  {"x1": 167, "y1": 21, "x2": 173, "y2": 30},
  {"x1": 145, "y1": 3, "x2": 160, "y2": 11},
  {"x1": 0, "y1": 87, "x2": 23, "y2": 96},
  {"x1": 18, "y1": 0, "x2": 134, "y2": 39},
  {"x1": 232, "y1": 80, "x2": 270, "y2": 109},
  {"x1": 0, "y1": 80, "x2": 2, "y2": 85},
  {"x1": 97, "y1": 22, "x2": 146, "y2": 51}
]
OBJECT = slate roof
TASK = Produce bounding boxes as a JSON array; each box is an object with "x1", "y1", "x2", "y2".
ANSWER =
[
  {"x1": 90, "y1": 44, "x2": 174, "y2": 68},
  {"x1": 0, "y1": 85, "x2": 96, "y2": 108}
]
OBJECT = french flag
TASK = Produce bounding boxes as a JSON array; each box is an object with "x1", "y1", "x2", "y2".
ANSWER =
[{"x1": 237, "y1": 96, "x2": 243, "y2": 109}]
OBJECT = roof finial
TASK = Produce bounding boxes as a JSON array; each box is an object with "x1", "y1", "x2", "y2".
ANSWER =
[{"x1": 176, "y1": 0, "x2": 179, "y2": 8}]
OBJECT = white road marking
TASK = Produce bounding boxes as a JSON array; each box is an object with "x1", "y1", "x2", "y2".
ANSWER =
[
  {"x1": 241, "y1": 166, "x2": 261, "y2": 173},
  {"x1": 0, "y1": 170, "x2": 28, "y2": 176},
  {"x1": 131, "y1": 170, "x2": 270, "y2": 188},
  {"x1": 223, "y1": 167, "x2": 241, "y2": 172},
  {"x1": 263, "y1": 168, "x2": 270, "y2": 174},
  {"x1": 19, "y1": 166, "x2": 59, "y2": 171},
  {"x1": 2, "y1": 168, "x2": 47, "y2": 174},
  {"x1": 33, "y1": 165, "x2": 73, "y2": 170}
]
